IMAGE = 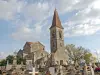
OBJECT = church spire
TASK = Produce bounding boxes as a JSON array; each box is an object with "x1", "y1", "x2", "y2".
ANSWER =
[{"x1": 50, "y1": 9, "x2": 63, "y2": 29}]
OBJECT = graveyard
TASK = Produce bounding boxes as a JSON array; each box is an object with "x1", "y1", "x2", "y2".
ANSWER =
[
  {"x1": 0, "y1": 57, "x2": 100, "y2": 75},
  {"x1": 0, "y1": 9, "x2": 100, "y2": 75},
  {"x1": 0, "y1": 0, "x2": 100, "y2": 74}
]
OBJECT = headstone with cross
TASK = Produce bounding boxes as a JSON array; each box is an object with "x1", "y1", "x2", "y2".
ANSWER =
[{"x1": 29, "y1": 67, "x2": 38, "y2": 75}]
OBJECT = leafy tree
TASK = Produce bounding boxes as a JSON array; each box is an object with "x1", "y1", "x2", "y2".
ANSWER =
[
  {"x1": 0, "y1": 52, "x2": 25, "y2": 65},
  {"x1": 0, "y1": 59, "x2": 6, "y2": 66},
  {"x1": 5, "y1": 54, "x2": 25, "y2": 65},
  {"x1": 23, "y1": 58, "x2": 26, "y2": 65},
  {"x1": 6, "y1": 55, "x2": 14, "y2": 64},
  {"x1": 84, "y1": 53, "x2": 92, "y2": 63},
  {"x1": 17, "y1": 55, "x2": 23, "y2": 64}
]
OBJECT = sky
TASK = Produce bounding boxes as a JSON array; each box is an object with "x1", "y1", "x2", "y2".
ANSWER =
[{"x1": 0, "y1": 0, "x2": 100, "y2": 59}]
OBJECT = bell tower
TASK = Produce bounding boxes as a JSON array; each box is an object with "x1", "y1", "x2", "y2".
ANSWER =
[{"x1": 50, "y1": 9, "x2": 64, "y2": 53}]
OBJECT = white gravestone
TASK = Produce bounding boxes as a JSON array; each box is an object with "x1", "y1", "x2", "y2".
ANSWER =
[
  {"x1": 13, "y1": 52, "x2": 17, "y2": 66},
  {"x1": 90, "y1": 66, "x2": 94, "y2": 75},
  {"x1": 29, "y1": 67, "x2": 38, "y2": 75},
  {"x1": 59, "y1": 65, "x2": 63, "y2": 75},
  {"x1": 6, "y1": 60, "x2": 9, "y2": 70},
  {"x1": 26, "y1": 60, "x2": 33, "y2": 70},
  {"x1": 90, "y1": 63, "x2": 94, "y2": 75},
  {"x1": 6, "y1": 60, "x2": 12, "y2": 71},
  {"x1": 49, "y1": 67, "x2": 57, "y2": 75}
]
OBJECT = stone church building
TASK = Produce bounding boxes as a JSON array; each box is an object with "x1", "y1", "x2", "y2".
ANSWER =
[
  {"x1": 17, "y1": 9, "x2": 68, "y2": 70},
  {"x1": 22, "y1": 41, "x2": 49, "y2": 70}
]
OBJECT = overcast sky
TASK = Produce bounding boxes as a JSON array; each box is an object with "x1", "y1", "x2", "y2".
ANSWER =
[{"x1": 0, "y1": 0, "x2": 100, "y2": 59}]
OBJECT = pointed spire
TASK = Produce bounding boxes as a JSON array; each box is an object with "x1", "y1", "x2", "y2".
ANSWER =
[{"x1": 50, "y1": 9, "x2": 63, "y2": 29}]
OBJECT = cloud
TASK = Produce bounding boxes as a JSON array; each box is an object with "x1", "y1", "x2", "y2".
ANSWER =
[
  {"x1": 0, "y1": 0, "x2": 100, "y2": 40},
  {"x1": 0, "y1": 52, "x2": 8, "y2": 59},
  {"x1": 0, "y1": 0, "x2": 24, "y2": 20},
  {"x1": 22, "y1": 2, "x2": 51, "y2": 21},
  {"x1": 12, "y1": 20, "x2": 49, "y2": 41},
  {"x1": 0, "y1": 51, "x2": 13, "y2": 59},
  {"x1": 64, "y1": 0, "x2": 100, "y2": 37},
  {"x1": 91, "y1": 49, "x2": 100, "y2": 61},
  {"x1": 64, "y1": 23, "x2": 100, "y2": 37}
]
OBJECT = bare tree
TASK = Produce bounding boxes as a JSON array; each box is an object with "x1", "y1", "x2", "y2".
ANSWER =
[{"x1": 65, "y1": 44, "x2": 91, "y2": 65}]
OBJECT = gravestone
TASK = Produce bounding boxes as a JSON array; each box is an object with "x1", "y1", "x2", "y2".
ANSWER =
[
  {"x1": 93, "y1": 63, "x2": 97, "y2": 70},
  {"x1": 6, "y1": 60, "x2": 9, "y2": 70},
  {"x1": 12, "y1": 52, "x2": 17, "y2": 70},
  {"x1": 0, "y1": 70, "x2": 2, "y2": 74},
  {"x1": 83, "y1": 63, "x2": 88, "y2": 75},
  {"x1": 6, "y1": 60, "x2": 12, "y2": 71},
  {"x1": 29, "y1": 67, "x2": 38, "y2": 75},
  {"x1": 90, "y1": 66, "x2": 94, "y2": 75},
  {"x1": 59, "y1": 65, "x2": 64, "y2": 75},
  {"x1": 26, "y1": 60, "x2": 33, "y2": 70},
  {"x1": 49, "y1": 67, "x2": 56, "y2": 75},
  {"x1": 13, "y1": 52, "x2": 17, "y2": 65},
  {"x1": 89, "y1": 63, "x2": 94, "y2": 75}
]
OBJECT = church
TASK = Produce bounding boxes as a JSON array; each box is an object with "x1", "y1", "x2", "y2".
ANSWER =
[
  {"x1": 17, "y1": 9, "x2": 68, "y2": 70},
  {"x1": 49, "y1": 9, "x2": 68, "y2": 66}
]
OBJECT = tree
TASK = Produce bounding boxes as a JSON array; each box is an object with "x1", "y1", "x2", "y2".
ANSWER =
[
  {"x1": 65, "y1": 44, "x2": 92, "y2": 65},
  {"x1": 6, "y1": 55, "x2": 14, "y2": 64},
  {"x1": 17, "y1": 55, "x2": 23, "y2": 64},
  {"x1": 0, "y1": 51, "x2": 25, "y2": 65},
  {"x1": 0, "y1": 59, "x2": 6, "y2": 66},
  {"x1": 84, "y1": 53, "x2": 92, "y2": 63},
  {"x1": 23, "y1": 58, "x2": 26, "y2": 65}
]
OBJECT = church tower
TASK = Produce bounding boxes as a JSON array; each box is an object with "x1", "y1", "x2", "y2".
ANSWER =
[
  {"x1": 50, "y1": 9, "x2": 64, "y2": 53},
  {"x1": 50, "y1": 9, "x2": 68, "y2": 65}
]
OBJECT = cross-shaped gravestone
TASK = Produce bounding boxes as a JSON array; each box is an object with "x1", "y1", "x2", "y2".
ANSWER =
[{"x1": 29, "y1": 67, "x2": 38, "y2": 75}]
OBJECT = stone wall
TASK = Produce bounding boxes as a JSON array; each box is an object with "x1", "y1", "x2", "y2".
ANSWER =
[
  {"x1": 23, "y1": 44, "x2": 31, "y2": 54},
  {"x1": 31, "y1": 42, "x2": 45, "y2": 52}
]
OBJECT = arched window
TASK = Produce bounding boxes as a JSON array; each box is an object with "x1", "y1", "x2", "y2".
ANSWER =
[
  {"x1": 59, "y1": 31, "x2": 62, "y2": 39},
  {"x1": 52, "y1": 30, "x2": 55, "y2": 38}
]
